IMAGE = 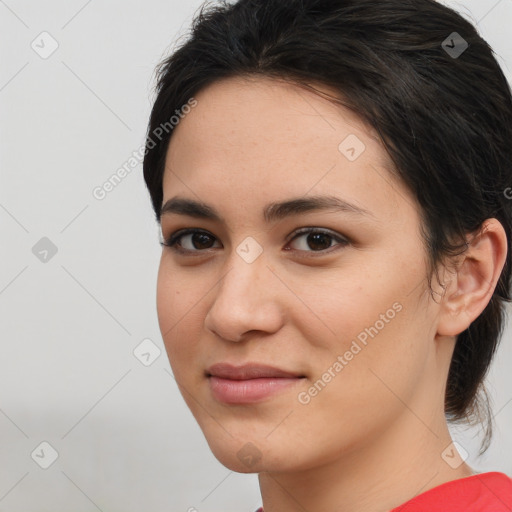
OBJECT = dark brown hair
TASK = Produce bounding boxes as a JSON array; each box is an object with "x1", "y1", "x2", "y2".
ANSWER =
[{"x1": 143, "y1": 0, "x2": 512, "y2": 453}]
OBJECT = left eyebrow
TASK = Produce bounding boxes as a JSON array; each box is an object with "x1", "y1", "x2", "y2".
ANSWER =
[
  {"x1": 262, "y1": 195, "x2": 374, "y2": 223},
  {"x1": 160, "y1": 194, "x2": 374, "y2": 224}
]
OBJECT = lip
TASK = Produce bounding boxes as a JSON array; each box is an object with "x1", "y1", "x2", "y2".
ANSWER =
[
  {"x1": 206, "y1": 362, "x2": 304, "y2": 380},
  {"x1": 206, "y1": 363, "x2": 306, "y2": 404}
]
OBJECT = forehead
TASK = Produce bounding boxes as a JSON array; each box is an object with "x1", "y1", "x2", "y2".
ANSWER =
[
  {"x1": 162, "y1": 75, "x2": 413, "y2": 223},
  {"x1": 168, "y1": 74, "x2": 381, "y2": 150}
]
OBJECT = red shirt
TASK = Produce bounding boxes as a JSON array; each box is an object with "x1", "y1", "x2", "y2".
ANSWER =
[{"x1": 254, "y1": 471, "x2": 512, "y2": 512}]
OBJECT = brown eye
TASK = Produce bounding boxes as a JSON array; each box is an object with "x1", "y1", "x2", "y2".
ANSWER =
[
  {"x1": 161, "y1": 229, "x2": 221, "y2": 254},
  {"x1": 185, "y1": 232, "x2": 216, "y2": 250},
  {"x1": 287, "y1": 228, "x2": 349, "y2": 254}
]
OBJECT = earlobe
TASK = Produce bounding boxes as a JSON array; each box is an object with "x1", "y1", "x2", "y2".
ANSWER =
[{"x1": 436, "y1": 219, "x2": 508, "y2": 337}]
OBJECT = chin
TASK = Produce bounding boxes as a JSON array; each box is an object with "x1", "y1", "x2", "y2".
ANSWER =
[{"x1": 204, "y1": 435, "x2": 287, "y2": 474}]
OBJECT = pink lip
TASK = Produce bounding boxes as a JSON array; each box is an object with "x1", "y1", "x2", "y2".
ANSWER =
[{"x1": 206, "y1": 363, "x2": 306, "y2": 404}]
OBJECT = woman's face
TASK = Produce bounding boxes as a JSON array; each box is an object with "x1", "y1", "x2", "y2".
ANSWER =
[{"x1": 157, "y1": 76, "x2": 445, "y2": 473}]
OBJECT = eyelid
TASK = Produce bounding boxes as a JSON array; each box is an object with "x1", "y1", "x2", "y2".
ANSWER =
[
  {"x1": 160, "y1": 228, "x2": 220, "y2": 256},
  {"x1": 161, "y1": 226, "x2": 350, "y2": 256},
  {"x1": 285, "y1": 226, "x2": 349, "y2": 245}
]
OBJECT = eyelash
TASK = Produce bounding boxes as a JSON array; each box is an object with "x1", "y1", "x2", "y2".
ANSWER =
[{"x1": 160, "y1": 227, "x2": 350, "y2": 258}]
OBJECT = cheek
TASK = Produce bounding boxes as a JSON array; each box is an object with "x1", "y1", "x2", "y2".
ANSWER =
[
  {"x1": 306, "y1": 294, "x2": 429, "y2": 412},
  {"x1": 156, "y1": 261, "x2": 205, "y2": 375},
  {"x1": 286, "y1": 313, "x2": 430, "y2": 466},
  {"x1": 281, "y1": 257, "x2": 409, "y2": 353},
  {"x1": 156, "y1": 265, "x2": 176, "y2": 338},
  {"x1": 289, "y1": 258, "x2": 431, "y2": 411},
  {"x1": 156, "y1": 258, "x2": 204, "y2": 331}
]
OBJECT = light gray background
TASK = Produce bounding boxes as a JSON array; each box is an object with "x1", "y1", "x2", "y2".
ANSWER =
[{"x1": 0, "y1": 1, "x2": 511, "y2": 511}]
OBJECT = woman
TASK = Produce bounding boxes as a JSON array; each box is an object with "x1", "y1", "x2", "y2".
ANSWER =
[{"x1": 142, "y1": 0, "x2": 512, "y2": 510}]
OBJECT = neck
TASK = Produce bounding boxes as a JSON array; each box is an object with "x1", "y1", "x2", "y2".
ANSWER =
[{"x1": 258, "y1": 410, "x2": 474, "y2": 512}]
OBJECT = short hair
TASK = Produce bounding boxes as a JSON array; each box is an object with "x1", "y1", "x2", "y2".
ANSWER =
[{"x1": 143, "y1": 0, "x2": 512, "y2": 454}]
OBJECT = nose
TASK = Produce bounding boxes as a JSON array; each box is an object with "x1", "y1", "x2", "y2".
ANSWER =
[{"x1": 204, "y1": 252, "x2": 284, "y2": 342}]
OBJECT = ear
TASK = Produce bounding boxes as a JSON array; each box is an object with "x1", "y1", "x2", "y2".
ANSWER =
[{"x1": 437, "y1": 218, "x2": 508, "y2": 337}]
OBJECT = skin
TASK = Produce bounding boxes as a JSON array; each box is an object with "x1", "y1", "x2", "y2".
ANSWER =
[{"x1": 156, "y1": 75, "x2": 507, "y2": 512}]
